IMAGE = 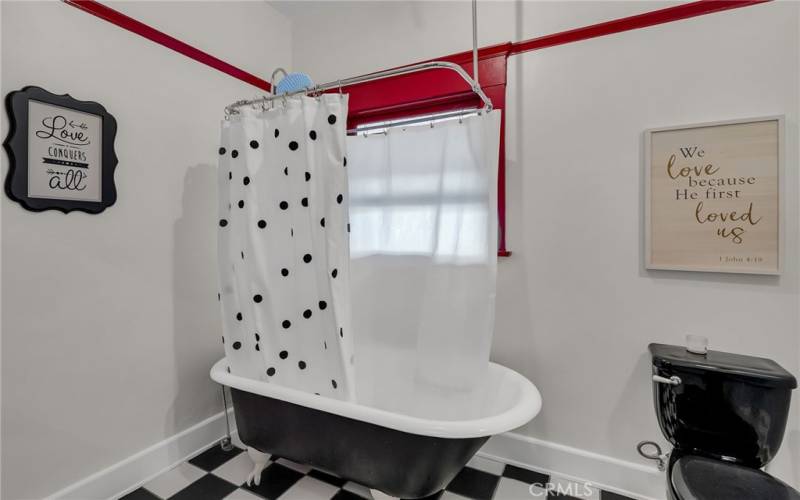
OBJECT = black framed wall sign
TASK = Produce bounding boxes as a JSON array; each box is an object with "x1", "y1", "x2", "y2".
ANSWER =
[{"x1": 3, "y1": 86, "x2": 118, "y2": 213}]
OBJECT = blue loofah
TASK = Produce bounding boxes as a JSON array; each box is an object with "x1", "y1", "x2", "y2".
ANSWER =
[{"x1": 275, "y1": 73, "x2": 315, "y2": 95}]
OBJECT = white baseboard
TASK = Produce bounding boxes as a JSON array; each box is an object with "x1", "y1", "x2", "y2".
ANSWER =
[
  {"x1": 46, "y1": 413, "x2": 663, "y2": 500},
  {"x1": 477, "y1": 431, "x2": 666, "y2": 500},
  {"x1": 46, "y1": 410, "x2": 235, "y2": 500}
]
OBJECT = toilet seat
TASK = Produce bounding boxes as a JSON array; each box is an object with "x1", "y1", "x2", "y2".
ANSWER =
[{"x1": 670, "y1": 455, "x2": 800, "y2": 500}]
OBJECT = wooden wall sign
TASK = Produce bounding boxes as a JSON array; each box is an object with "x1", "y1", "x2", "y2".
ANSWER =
[
  {"x1": 4, "y1": 86, "x2": 118, "y2": 213},
  {"x1": 645, "y1": 116, "x2": 782, "y2": 275}
]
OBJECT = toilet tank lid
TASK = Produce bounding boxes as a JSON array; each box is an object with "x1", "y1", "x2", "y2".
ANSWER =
[{"x1": 649, "y1": 343, "x2": 797, "y2": 389}]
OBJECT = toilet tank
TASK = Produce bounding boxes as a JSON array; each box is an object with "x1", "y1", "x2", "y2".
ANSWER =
[{"x1": 649, "y1": 343, "x2": 797, "y2": 467}]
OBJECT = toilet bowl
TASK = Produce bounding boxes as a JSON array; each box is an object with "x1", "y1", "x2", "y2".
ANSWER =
[
  {"x1": 667, "y1": 451, "x2": 799, "y2": 500},
  {"x1": 649, "y1": 343, "x2": 800, "y2": 500}
]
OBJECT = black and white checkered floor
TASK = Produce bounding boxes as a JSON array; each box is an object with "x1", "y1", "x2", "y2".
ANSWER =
[{"x1": 120, "y1": 443, "x2": 635, "y2": 500}]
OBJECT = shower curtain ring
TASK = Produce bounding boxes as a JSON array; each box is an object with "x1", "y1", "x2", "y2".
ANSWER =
[{"x1": 338, "y1": 80, "x2": 343, "y2": 95}]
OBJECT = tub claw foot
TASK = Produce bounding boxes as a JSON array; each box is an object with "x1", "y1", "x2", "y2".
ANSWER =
[{"x1": 246, "y1": 447, "x2": 269, "y2": 486}]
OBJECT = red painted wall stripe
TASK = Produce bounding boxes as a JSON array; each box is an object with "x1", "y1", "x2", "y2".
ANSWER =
[
  {"x1": 62, "y1": 0, "x2": 271, "y2": 92},
  {"x1": 509, "y1": 0, "x2": 770, "y2": 55}
]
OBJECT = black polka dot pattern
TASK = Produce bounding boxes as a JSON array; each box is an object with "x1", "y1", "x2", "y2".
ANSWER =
[{"x1": 217, "y1": 100, "x2": 353, "y2": 397}]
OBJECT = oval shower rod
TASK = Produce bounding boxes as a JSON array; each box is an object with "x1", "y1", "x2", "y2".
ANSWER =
[
  {"x1": 224, "y1": 61, "x2": 492, "y2": 117},
  {"x1": 227, "y1": 0, "x2": 487, "y2": 116}
]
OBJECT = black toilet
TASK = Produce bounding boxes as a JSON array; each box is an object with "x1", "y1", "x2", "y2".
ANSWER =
[{"x1": 649, "y1": 343, "x2": 800, "y2": 500}]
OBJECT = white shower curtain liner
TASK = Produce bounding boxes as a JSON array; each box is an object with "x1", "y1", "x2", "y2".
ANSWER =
[
  {"x1": 217, "y1": 94, "x2": 355, "y2": 401},
  {"x1": 347, "y1": 111, "x2": 502, "y2": 418}
]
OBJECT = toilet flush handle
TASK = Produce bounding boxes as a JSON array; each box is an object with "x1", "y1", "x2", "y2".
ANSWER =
[{"x1": 652, "y1": 374, "x2": 682, "y2": 386}]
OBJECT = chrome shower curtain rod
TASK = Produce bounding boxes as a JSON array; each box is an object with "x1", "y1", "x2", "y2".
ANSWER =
[
  {"x1": 225, "y1": 0, "x2": 488, "y2": 121},
  {"x1": 224, "y1": 60, "x2": 492, "y2": 117}
]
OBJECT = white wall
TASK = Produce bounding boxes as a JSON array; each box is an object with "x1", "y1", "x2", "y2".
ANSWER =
[
  {"x1": 0, "y1": 2, "x2": 291, "y2": 498},
  {"x1": 283, "y1": 0, "x2": 800, "y2": 490}
]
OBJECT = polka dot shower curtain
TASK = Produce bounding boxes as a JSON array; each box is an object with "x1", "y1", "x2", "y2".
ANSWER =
[
  {"x1": 346, "y1": 111, "x2": 502, "y2": 419},
  {"x1": 217, "y1": 94, "x2": 354, "y2": 401}
]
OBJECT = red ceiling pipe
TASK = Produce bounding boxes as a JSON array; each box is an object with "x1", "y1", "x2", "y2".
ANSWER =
[
  {"x1": 60, "y1": 0, "x2": 770, "y2": 99},
  {"x1": 509, "y1": 0, "x2": 771, "y2": 54},
  {"x1": 62, "y1": 0, "x2": 271, "y2": 91}
]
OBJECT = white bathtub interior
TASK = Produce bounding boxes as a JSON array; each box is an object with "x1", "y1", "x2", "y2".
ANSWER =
[{"x1": 212, "y1": 357, "x2": 540, "y2": 438}]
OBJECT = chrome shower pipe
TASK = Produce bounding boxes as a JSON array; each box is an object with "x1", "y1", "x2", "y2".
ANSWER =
[{"x1": 472, "y1": 0, "x2": 479, "y2": 86}]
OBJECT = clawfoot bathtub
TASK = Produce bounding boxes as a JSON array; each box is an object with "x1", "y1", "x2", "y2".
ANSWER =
[{"x1": 210, "y1": 358, "x2": 541, "y2": 499}]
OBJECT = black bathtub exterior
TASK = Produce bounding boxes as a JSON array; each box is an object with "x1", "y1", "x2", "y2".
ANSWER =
[{"x1": 230, "y1": 388, "x2": 490, "y2": 499}]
